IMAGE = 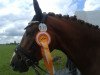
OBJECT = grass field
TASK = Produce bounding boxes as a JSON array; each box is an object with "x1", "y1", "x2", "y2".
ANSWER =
[{"x1": 0, "y1": 44, "x2": 67, "y2": 75}]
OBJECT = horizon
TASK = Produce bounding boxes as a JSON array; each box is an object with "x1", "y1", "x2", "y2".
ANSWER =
[{"x1": 0, "y1": 0, "x2": 100, "y2": 44}]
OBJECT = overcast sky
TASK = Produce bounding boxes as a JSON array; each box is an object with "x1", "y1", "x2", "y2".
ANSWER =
[{"x1": 0, "y1": 0, "x2": 100, "y2": 44}]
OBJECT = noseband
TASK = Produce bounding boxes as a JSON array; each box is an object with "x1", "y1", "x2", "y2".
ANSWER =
[{"x1": 15, "y1": 45, "x2": 38, "y2": 66}]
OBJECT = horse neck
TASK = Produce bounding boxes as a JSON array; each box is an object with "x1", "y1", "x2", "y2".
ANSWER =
[
  {"x1": 45, "y1": 16, "x2": 100, "y2": 75},
  {"x1": 45, "y1": 16, "x2": 71, "y2": 49},
  {"x1": 45, "y1": 16, "x2": 83, "y2": 57},
  {"x1": 46, "y1": 16, "x2": 84, "y2": 51}
]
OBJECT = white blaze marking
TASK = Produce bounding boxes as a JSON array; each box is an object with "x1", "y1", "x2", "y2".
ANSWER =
[{"x1": 10, "y1": 52, "x2": 16, "y2": 63}]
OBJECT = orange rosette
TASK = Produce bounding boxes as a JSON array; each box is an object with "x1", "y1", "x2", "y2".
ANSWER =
[{"x1": 36, "y1": 32, "x2": 54, "y2": 75}]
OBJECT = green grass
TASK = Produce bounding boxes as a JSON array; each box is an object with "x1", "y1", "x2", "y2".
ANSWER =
[{"x1": 0, "y1": 45, "x2": 67, "y2": 75}]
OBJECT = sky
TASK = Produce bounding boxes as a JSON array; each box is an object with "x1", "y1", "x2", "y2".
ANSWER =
[{"x1": 0, "y1": 0, "x2": 100, "y2": 44}]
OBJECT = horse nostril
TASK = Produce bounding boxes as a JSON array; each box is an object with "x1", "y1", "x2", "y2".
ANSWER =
[
  {"x1": 10, "y1": 63, "x2": 12, "y2": 66},
  {"x1": 11, "y1": 64, "x2": 18, "y2": 71},
  {"x1": 13, "y1": 66, "x2": 18, "y2": 71},
  {"x1": 10, "y1": 62, "x2": 17, "y2": 70},
  {"x1": 10, "y1": 62, "x2": 14, "y2": 67}
]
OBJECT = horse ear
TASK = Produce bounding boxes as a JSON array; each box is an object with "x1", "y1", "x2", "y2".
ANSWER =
[{"x1": 33, "y1": 0, "x2": 43, "y2": 21}]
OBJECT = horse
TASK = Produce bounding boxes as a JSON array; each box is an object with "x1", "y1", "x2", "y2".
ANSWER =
[{"x1": 10, "y1": 0, "x2": 100, "y2": 75}]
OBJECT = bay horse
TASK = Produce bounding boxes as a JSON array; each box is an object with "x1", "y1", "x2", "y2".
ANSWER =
[{"x1": 10, "y1": 0, "x2": 100, "y2": 75}]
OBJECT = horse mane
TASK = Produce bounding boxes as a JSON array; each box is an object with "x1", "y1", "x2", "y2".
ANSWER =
[{"x1": 47, "y1": 12, "x2": 99, "y2": 30}]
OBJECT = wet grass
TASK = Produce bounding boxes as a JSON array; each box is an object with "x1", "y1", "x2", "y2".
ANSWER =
[{"x1": 0, "y1": 44, "x2": 67, "y2": 75}]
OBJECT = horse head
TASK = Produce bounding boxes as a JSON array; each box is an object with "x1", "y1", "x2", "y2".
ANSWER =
[{"x1": 10, "y1": 0, "x2": 56, "y2": 72}]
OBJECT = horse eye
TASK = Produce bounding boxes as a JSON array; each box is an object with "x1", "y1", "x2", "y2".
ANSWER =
[
  {"x1": 25, "y1": 30, "x2": 31, "y2": 36},
  {"x1": 26, "y1": 31, "x2": 34, "y2": 36},
  {"x1": 26, "y1": 32, "x2": 30, "y2": 36}
]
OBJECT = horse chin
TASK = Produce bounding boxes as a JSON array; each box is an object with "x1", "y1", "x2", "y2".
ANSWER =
[
  {"x1": 10, "y1": 60, "x2": 29, "y2": 73},
  {"x1": 12, "y1": 65, "x2": 29, "y2": 73},
  {"x1": 18, "y1": 68, "x2": 29, "y2": 73}
]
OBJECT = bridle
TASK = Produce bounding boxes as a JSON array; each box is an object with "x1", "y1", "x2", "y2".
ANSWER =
[
  {"x1": 14, "y1": 13, "x2": 49, "y2": 74},
  {"x1": 15, "y1": 13, "x2": 48, "y2": 64}
]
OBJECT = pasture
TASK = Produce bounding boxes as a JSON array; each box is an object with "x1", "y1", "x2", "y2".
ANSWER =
[{"x1": 0, "y1": 44, "x2": 67, "y2": 75}]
